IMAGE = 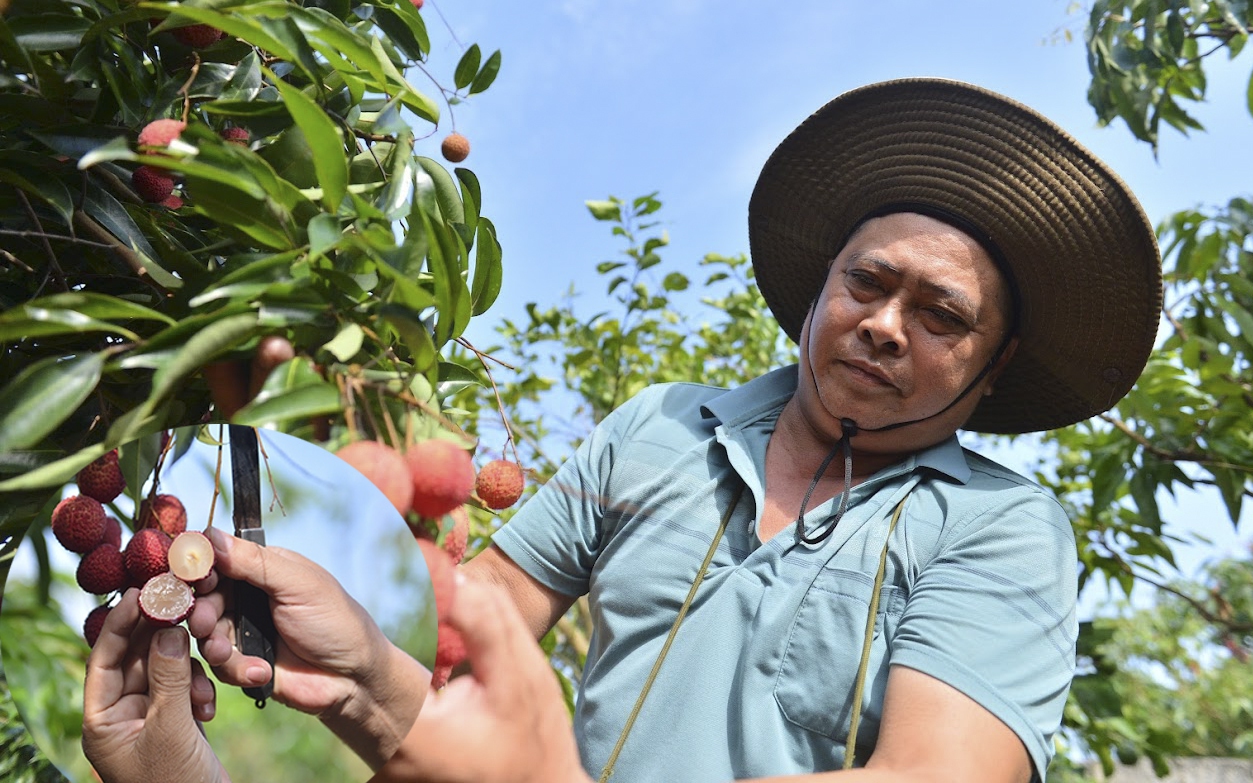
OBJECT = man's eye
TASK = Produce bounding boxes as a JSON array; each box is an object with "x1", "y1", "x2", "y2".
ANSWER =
[
  {"x1": 926, "y1": 308, "x2": 967, "y2": 330},
  {"x1": 847, "y1": 271, "x2": 879, "y2": 289}
]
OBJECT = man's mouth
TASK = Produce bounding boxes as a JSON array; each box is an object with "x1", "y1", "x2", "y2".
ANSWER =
[{"x1": 840, "y1": 358, "x2": 897, "y2": 388}]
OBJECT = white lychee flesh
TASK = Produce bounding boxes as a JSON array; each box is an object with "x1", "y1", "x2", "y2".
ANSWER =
[
  {"x1": 168, "y1": 531, "x2": 215, "y2": 582},
  {"x1": 139, "y1": 572, "x2": 195, "y2": 626}
]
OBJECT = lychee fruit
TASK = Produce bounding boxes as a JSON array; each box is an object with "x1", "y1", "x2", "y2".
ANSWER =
[
  {"x1": 101, "y1": 516, "x2": 123, "y2": 549},
  {"x1": 475, "y1": 459, "x2": 524, "y2": 510},
  {"x1": 430, "y1": 662, "x2": 452, "y2": 690},
  {"x1": 167, "y1": 531, "x2": 214, "y2": 583},
  {"x1": 139, "y1": 494, "x2": 187, "y2": 536},
  {"x1": 77, "y1": 544, "x2": 128, "y2": 595},
  {"x1": 435, "y1": 621, "x2": 466, "y2": 671},
  {"x1": 336, "y1": 440, "x2": 414, "y2": 517},
  {"x1": 83, "y1": 605, "x2": 112, "y2": 647},
  {"x1": 417, "y1": 538, "x2": 466, "y2": 671},
  {"x1": 137, "y1": 119, "x2": 186, "y2": 149},
  {"x1": 138, "y1": 572, "x2": 194, "y2": 626},
  {"x1": 171, "y1": 24, "x2": 222, "y2": 49},
  {"x1": 440, "y1": 133, "x2": 470, "y2": 164},
  {"x1": 161, "y1": 194, "x2": 184, "y2": 210},
  {"x1": 125, "y1": 527, "x2": 172, "y2": 585},
  {"x1": 411, "y1": 0, "x2": 424, "y2": 8},
  {"x1": 132, "y1": 165, "x2": 175, "y2": 203},
  {"x1": 50, "y1": 495, "x2": 108, "y2": 554},
  {"x1": 220, "y1": 127, "x2": 250, "y2": 146},
  {"x1": 76, "y1": 450, "x2": 125, "y2": 503},
  {"x1": 407, "y1": 439, "x2": 476, "y2": 519},
  {"x1": 442, "y1": 506, "x2": 469, "y2": 564}
]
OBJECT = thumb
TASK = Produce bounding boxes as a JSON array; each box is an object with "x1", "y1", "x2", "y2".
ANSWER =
[
  {"x1": 207, "y1": 526, "x2": 327, "y2": 599},
  {"x1": 147, "y1": 628, "x2": 195, "y2": 717}
]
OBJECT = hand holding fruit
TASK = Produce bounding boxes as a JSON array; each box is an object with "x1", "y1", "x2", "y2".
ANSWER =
[
  {"x1": 189, "y1": 528, "x2": 428, "y2": 769},
  {"x1": 83, "y1": 589, "x2": 229, "y2": 783}
]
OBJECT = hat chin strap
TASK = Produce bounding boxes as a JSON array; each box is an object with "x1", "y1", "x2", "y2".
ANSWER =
[{"x1": 794, "y1": 307, "x2": 1013, "y2": 546}]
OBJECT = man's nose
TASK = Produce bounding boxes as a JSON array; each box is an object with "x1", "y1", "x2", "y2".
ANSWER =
[{"x1": 858, "y1": 302, "x2": 908, "y2": 354}]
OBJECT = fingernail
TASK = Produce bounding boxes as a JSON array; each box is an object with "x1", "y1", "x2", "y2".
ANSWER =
[
  {"x1": 202, "y1": 703, "x2": 215, "y2": 720},
  {"x1": 454, "y1": 571, "x2": 466, "y2": 586},
  {"x1": 156, "y1": 629, "x2": 186, "y2": 658},
  {"x1": 246, "y1": 665, "x2": 270, "y2": 684}
]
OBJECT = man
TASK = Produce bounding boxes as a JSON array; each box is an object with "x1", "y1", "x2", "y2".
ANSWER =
[{"x1": 82, "y1": 78, "x2": 1161, "y2": 783}]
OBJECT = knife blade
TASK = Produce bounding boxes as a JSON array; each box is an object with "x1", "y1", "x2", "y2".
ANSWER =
[{"x1": 229, "y1": 424, "x2": 277, "y2": 708}]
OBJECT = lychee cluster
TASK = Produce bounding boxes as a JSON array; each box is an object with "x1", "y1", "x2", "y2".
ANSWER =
[
  {"x1": 51, "y1": 451, "x2": 213, "y2": 645},
  {"x1": 417, "y1": 539, "x2": 464, "y2": 690}
]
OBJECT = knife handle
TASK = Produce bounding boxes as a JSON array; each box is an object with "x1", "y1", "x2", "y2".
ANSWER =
[{"x1": 234, "y1": 527, "x2": 278, "y2": 707}]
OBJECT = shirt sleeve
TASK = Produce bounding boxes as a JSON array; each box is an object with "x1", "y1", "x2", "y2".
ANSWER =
[
  {"x1": 489, "y1": 388, "x2": 656, "y2": 597},
  {"x1": 887, "y1": 485, "x2": 1078, "y2": 782}
]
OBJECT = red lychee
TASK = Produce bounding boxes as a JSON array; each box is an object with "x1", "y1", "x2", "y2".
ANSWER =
[
  {"x1": 412, "y1": 0, "x2": 424, "y2": 7},
  {"x1": 161, "y1": 194, "x2": 184, "y2": 210},
  {"x1": 440, "y1": 133, "x2": 470, "y2": 163},
  {"x1": 172, "y1": 24, "x2": 223, "y2": 49},
  {"x1": 132, "y1": 165, "x2": 175, "y2": 203},
  {"x1": 76, "y1": 450, "x2": 125, "y2": 504},
  {"x1": 407, "y1": 439, "x2": 475, "y2": 519},
  {"x1": 139, "y1": 494, "x2": 187, "y2": 536},
  {"x1": 220, "y1": 127, "x2": 250, "y2": 146},
  {"x1": 83, "y1": 605, "x2": 112, "y2": 647},
  {"x1": 77, "y1": 544, "x2": 128, "y2": 595},
  {"x1": 101, "y1": 516, "x2": 123, "y2": 549},
  {"x1": 137, "y1": 118, "x2": 186, "y2": 149},
  {"x1": 125, "y1": 527, "x2": 172, "y2": 585},
  {"x1": 51, "y1": 495, "x2": 108, "y2": 554},
  {"x1": 336, "y1": 440, "x2": 414, "y2": 517},
  {"x1": 417, "y1": 538, "x2": 465, "y2": 672},
  {"x1": 430, "y1": 662, "x2": 452, "y2": 690},
  {"x1": 475, "y1": 459, "x2": 524, "y2": 510},
  {"x1": 443, "y1": 505, "x2": 469, "y2": 564}
]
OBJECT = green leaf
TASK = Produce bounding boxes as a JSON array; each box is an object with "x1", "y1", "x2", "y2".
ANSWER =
[
  {"x1": 470, "y1": 217, "x2": 502, "y2": 316},
  {"x1": 370, "y1": 5, "x2": 428, "y2": 61},
  {"x1": 148, "y1": 312, "x2": 261, "y2": 404},
  {"x1": 270, "y1": 73, "x2": 348, "y2": 211},
  {"x1": 322, "y1": 322, "x2": 365, "y2": 362},
  {"x1": 586, "y1": 200, "x2": 621, "y2": 222},
  {"x1": 368, "y1": 36, "x2": 439, "y2": 124},
  {"x1": 232, "y1": 381, "x2": 342, "y2": 427},
  {"x1": 118, "y1": 432, "x2": 166, "y2": 509},
  {"x1": 0, "y1": 152, "x2": 73, "y2": 225},
  {"x1": 416, "y1": 157, "x2": 465, "y2": 225},
  {"x1": 0, "y1": 353, "x2": 106, "y2": 453},
  {"x1": 454, "y1": 44, "x2": 481, "y2": 91},
  {"x1": 469, "y1": 49, "x2": 501, "y2": 95},
  {"x1": 7, "y1": 13, "x2": 92, "y2": 52},
  {"x1": 379, "y1": 303, "x2": 437, "y2": 371}
]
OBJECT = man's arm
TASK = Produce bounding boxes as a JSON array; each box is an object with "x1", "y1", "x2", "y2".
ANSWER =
[
  {"x1": 747, "y1": 665, "x2": 1032, "y2": 783},
  {"x1": 459, "y1": 543, "x2": 579, "y2": 641}
]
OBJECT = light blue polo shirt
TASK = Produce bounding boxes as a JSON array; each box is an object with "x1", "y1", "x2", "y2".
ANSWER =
[{"x1": 492, "y1": 366, "x2": 1077, "y2": 782}]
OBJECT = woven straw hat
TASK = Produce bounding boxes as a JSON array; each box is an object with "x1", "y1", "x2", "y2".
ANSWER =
[{"x1": 749, "y1": 77, "x2": 1162, "y2": 434}]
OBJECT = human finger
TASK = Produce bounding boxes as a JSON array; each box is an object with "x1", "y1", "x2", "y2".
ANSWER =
[
  {"x1": 206, "y1": 526, "x2": 331, "y2": 600},
  {"x1": 447, "y1": 579, "x2": 547, "y2": 694},
  {"x1": 186, "y1": 584, "x2": 228, "y2": 640},
  {"x1": 83, "y1": 589, "x2": 142, "y2": 716},
  {"x1": 145, "y1": 628, "x2": 197, "y2": 735},
  {"x1": 190, "y1": 658, "x2": 216, "y2": 723}
]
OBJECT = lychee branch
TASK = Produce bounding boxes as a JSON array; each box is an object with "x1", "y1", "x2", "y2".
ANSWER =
[
  {"x1": 15, "y1": 188, "x2": 69, "y2": 293},
  {"x1": 456, "y1": 337, "x2": 519, "y2": 463}
]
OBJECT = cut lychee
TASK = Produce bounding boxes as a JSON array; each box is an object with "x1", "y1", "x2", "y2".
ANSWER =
[
  {"x1": 407, "y1": 439, "x2": 476, "y2": 519},
  {"x1": 76, "y1": 450, "x2": 125, "y2": 503},
  {"x1": 138, "y1": 572, "x2": 195, "y2": 626},
  {"x1": 139, "y1": 494, "x2": 187, "y2": 536},
  {"x1": 51, "y1": 495, "x2": 108, "y2": 554},
  {"x1": 440, "y1": 132, "x2": 470, "y2": 163},
  {"x1": 336, "y1": 440, "x2": 414, "y2": 516},
  {"x1": 125, "y1": 527, "x2": 172, "y2": 585},
  {"x1": 137, "y1": 118, "x2": 186, "y2": 149},
  {"x1": 167, "y1": 531, "x2": 215, "y2": 583},
  {"x1": 83, "y1": 605, "x2": 112, "y2": 647},
  {"x1": 77, "y1": 543, "x2": 128, "y2": 595},
  {"x1": 475, "y1": 459, "x2": 525, "y2": 510}
]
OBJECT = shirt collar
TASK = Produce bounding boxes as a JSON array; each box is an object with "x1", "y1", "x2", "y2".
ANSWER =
[{"x1": 700, "y1": 364, "x2": 972, "y2": 485}]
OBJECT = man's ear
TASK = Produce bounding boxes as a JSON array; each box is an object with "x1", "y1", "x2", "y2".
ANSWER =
[{"x1": 982, "y1": 337, "x2": 1019, "y2": 396}]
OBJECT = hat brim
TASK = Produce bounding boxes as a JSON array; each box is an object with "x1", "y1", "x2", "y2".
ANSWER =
[{"x1": 748, "y1": 78, "x2": 1162, "y2": 434}]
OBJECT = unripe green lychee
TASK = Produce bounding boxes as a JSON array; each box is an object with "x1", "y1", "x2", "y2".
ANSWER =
[{"x1": 51, "y1": 495, "x2": 108, "y2": 554}]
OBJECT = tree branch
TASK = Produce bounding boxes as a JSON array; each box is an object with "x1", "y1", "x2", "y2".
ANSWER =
[{"x1": 1100, "y1": 413, "x2": 1253, "y2": 475}]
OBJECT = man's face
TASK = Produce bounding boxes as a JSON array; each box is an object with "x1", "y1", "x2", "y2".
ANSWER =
[{"x1": 797, "y1": 211, "x2": 1016, "y2": 450}]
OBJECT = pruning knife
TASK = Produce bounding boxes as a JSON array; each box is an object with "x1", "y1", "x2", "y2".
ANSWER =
[{"x1": 229, "y1": 424, "x2": 278, "y2": 708}]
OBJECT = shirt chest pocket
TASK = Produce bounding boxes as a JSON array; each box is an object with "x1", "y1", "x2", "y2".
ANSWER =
[{"x1": 773, "y1": 568, "x2": 905, "y2": 747}]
